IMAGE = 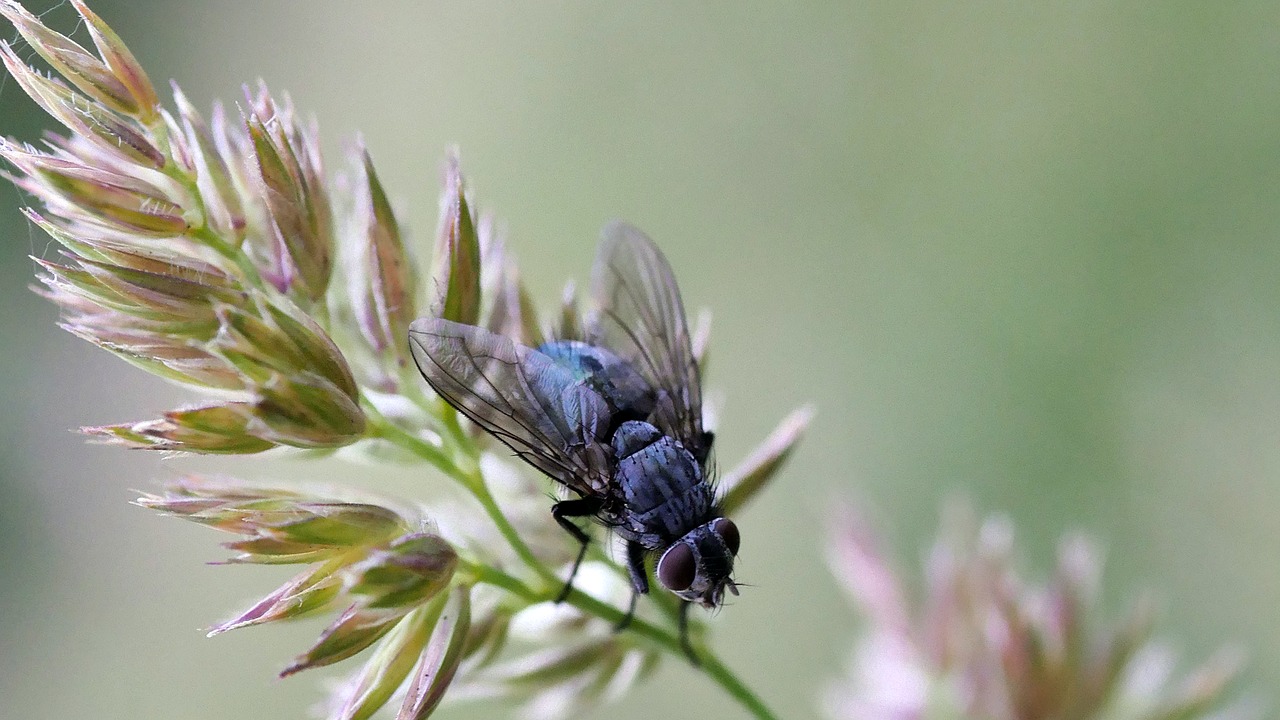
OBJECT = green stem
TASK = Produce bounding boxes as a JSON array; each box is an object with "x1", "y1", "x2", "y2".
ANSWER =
[
  {"x1": 370, "y1": 408, "x2": 555, "y2": 587},
  {"x1": 698, "y1": 652, "x2": 778, "y2": 720},
  {"x1": 188, "y1": 225, "x2": 262, "y2": 287},
  {"x1": 363, "y1": 403, "x2": 460, "y2": 476},
  {"x1": 467, "y1": 564, "x2": 778, "y2": 720},
  {"x1": 437, "y1": 402, "x2": 473, "y2": 458},
  {"x1": 148, "y1": 124, "x2": 263, "y2": 290},
  {"x1": 470, "y1": 479, "x2": 557, "y2": 584}
]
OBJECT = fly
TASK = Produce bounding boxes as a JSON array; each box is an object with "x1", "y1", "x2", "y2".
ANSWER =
[{"x1": 408, "y1": 221, "x2": 738, "y2": 661}]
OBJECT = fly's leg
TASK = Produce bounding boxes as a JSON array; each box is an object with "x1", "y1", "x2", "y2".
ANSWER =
[
  {"x1": 679, "y1": 600, "x2": 699, "y2": 666},
  {"x1": 550, "y1": 497, "x2": 603, "y2": 603},
  {"x1": 615, "y1": 540, "x2": 648, "y2": 631}
]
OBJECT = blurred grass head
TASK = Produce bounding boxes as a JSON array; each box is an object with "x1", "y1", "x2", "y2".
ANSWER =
[{"x1": 824, "y1": 503, "x2": 1257, "y2": 720}]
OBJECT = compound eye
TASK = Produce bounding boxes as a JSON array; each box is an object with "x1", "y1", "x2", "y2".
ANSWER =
[
  {"x1": 712, "y1": 518, "x2": 740, "y2": 556},
  {"x1": 657, "y1": 543, "x2": 696, "y2": 592}
]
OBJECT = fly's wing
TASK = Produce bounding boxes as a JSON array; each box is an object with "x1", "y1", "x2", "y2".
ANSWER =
[
  {"x1": 587, "y1": 222, "x2": 707, "y2": 460},
  {"x1": 409, "y1": 318, "x2": 612, "y2": 496}
]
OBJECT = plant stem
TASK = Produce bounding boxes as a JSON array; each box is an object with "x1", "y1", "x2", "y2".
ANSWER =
[
  {"x1": 363, "y1": 403, "x2": 460, "y2": 476},
  {"x1": 188, "y1": 225, "x2": 263, "y2": 288},
  {"x1": 698, "y1": 651, "x2": 778, "y2": 720},
  {"x1": 148, "y1": 132, "x2": 263, "y2": 290},
  {"x1": 468, "y1": 564, "x2": 779, "y2": 720},
  {"x1": 470, "y1": 479, "x2": 558, "y2": 581},
  {"x1": 370, "y1": 410, "x2": 556, "y2": 581}
]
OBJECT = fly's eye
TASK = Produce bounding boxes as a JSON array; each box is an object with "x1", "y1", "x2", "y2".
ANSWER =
[
  {"x1": 712, "y1": 518, "x2": 740, "y2": 556},
  {"x1": 657, "y1": 543, "x2": 696, "y2": 592}
]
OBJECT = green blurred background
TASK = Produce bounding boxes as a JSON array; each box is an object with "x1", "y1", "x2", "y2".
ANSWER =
[{"x1": 2, "y1": 2, "x2": 1278, "y2": 718}]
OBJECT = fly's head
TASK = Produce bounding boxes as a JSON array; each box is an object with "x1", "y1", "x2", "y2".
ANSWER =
[{"x1": 656, "y1": 517, "x2": 740, "y2": 607}]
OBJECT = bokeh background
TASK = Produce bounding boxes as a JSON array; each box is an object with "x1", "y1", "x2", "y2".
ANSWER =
[{"x1": 2, "y1": 2, "x2": 1278, "y2": 718}]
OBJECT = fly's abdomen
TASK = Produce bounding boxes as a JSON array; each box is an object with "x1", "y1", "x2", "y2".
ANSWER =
[{"x1": 612, "y1": 422, "x2": 711, "y2": 548}]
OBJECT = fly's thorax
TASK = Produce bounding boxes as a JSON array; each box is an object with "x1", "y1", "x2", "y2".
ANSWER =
[
  {"x1": 656, "y1": 517, "x2": 741, "y2": 607},
  {"x1": 611, "y1": 421, "x2": 711, "y2": 548}
]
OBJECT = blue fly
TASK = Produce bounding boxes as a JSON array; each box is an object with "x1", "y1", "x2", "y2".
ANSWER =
[{"x1": 409, "y1": 222, "x2": 738, "y2": 660}]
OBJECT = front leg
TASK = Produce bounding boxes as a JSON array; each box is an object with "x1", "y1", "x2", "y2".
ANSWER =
[
  {"x1": 615, "y1": 540, "x2": 648, "y2": 631},
  {"x1": 551, "y1": 496, "x2": 603, "y2": 602}
]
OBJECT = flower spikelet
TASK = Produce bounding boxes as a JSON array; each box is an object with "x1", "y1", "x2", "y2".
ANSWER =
[
  {"x1": 2, "y1": 2, "x2": 365, "y2": 453},
  {"x1": 138, "y1": 476, "x2": 472, "y2": 719}
]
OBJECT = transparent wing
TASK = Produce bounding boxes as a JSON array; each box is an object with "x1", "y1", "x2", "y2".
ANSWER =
[
  {"x1": 587, "y1": 222, "x2": 706, "y2": 459},
  {"x1": 409, "y1": 318, "x2": 612, "y2": 496}
]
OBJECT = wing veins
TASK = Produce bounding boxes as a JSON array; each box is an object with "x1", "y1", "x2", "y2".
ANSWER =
[
  {"x1": 417, "y1": 343, "x2": 577, "y2": 479},
  {"x1": 603, "y1": 260, "x2": 679, "y2": 395},
  {"x1": 409, "y1": 324, "x2": 596, "y2": 491},
  {"x1": 600, "y1": 256, "x2": 699, "y2": 437},
  {"x1": 430, "y1": 332, "x2": 567, "y2": 455}
]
